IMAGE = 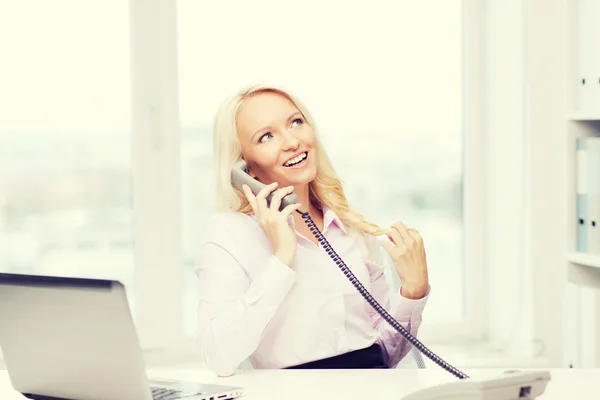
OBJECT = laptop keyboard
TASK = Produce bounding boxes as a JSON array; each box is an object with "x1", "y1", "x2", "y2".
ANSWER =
[{"x1": 151, "y1": 387, "x2": 203, "y2": 400}]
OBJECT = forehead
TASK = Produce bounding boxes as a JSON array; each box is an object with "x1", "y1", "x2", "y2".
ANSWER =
[{"x1": 236, "y1": 91, "x2": 299, "y2": 134}]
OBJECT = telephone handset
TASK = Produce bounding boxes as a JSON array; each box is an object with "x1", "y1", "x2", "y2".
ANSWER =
[{"x1": 232, "y1": 160, "x2": 299, "y2": 212}]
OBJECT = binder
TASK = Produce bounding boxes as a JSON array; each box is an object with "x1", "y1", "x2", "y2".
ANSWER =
[
  {"x1": 587, "y1": 138, "x2": 600, "y2": 254},
  {"x1": 576, "y1": 138, "x2": 588, "y2": 252}
]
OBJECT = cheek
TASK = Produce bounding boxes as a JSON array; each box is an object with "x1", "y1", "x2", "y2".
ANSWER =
[
  {"x1": 252, "y1": 146, "x2": 281, "y2": 169},
  {"x1": 302, "y1": 127, "x2": 317, "y2": 147}
]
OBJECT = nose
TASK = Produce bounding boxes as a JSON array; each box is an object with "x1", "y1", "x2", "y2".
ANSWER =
[{"x1": 281, "y1": 130, "x2": 300, "y2": 151}]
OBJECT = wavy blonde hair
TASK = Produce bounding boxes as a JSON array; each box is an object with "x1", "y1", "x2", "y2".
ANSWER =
[{"x1": 212, "y1": 84, "x2": 387, "y2": 237}]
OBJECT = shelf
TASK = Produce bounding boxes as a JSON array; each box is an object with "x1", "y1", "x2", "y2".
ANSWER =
[
  {"x1": 568, "y1": 112, "x2": 600, "y2": 121},
  {"x1": 567, "y1": 252, "x2": 600, "y2": 268},
  {"x1": 568, "y1": 253, "x2": 600, "y2": 289}
]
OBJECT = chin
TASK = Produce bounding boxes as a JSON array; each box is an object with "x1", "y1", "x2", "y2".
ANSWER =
[
  {"x1": 281, "y1": 171, "x2": 316, "y2": 187},
  {"x1": 295, "y1": 167, "x2": 319, "y2": 184},
  {"x1": 296, "y1": 173, "x2": 317, "y2": 186}
]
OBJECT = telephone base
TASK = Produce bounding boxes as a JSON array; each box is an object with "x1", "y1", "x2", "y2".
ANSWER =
[{"x1": 401, "y1": 370, "x2": 551, "y2": 400}]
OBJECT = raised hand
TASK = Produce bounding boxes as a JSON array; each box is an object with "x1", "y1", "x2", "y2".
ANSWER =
[
  {"x1": 381, "y1": 221, "x2": 429, "y2": 299},
  {"x1": 242, "y1": 182, "x2": 302, "y2": 267}
]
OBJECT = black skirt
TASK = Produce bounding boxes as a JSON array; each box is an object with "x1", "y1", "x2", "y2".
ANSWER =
[{"x1": 284, "y1": 343, "x2": 388, "y2": 369}]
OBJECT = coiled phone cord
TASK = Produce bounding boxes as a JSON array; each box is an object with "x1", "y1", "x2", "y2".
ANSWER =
[{"x1": 297, "y1": 210, "x2": 470, "y2": 380}]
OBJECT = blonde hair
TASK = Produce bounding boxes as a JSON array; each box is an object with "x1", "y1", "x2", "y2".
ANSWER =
[{"x1": 212, "y1": 84, "x2": 387, "y2": 237}]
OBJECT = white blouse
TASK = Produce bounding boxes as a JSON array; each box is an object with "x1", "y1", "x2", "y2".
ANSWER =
[{"x1": 194, "y1": 207, "x2": 430, "y2": 376}]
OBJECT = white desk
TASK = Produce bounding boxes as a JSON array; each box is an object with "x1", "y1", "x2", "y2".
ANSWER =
[{"x1": 0, "y1": 368, "x2": 597, "y2": 399}]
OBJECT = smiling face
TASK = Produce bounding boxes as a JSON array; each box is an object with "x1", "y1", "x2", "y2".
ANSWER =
[{"x1": 236, "y1": 91, "x2": 318, "y2": 188}]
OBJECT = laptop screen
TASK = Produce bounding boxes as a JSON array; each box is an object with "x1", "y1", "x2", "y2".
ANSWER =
[{"x1": 0, "y1": 273, "x2": 152, "y2": 399}]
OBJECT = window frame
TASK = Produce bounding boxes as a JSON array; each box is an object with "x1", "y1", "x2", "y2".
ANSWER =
[{"x1": 130, "y1": 0, "x2": 183, "y2": 351}]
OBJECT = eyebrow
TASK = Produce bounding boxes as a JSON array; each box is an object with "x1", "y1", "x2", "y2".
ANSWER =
[{"x1": 251, "y1": 112, "x2": 303, "y2": 141}]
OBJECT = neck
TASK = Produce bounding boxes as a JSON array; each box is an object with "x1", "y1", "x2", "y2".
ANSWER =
[{"x1": 293, "y1": 183, "x2": 319, "y2": 216}]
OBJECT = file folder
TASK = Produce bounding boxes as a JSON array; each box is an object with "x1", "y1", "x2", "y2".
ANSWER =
[
  {"x1": 576, "y1": 138, "x2": 588, "y2": 252},
  {"x1": 587, "y1": 138, "x2": 600, "y2": 254}
]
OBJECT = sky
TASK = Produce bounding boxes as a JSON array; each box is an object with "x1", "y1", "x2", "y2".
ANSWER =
[{"x1": 0, "y1": 0, "x2": 462, "y2": 147}]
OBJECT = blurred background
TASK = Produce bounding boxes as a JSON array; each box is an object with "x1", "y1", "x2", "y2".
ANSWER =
[
  {"x1": 0, "y1": 0, "x2": 461, "y2": 329},
  {"x1": 0, "y1": 0, "x2": 594, "y2": 370}
]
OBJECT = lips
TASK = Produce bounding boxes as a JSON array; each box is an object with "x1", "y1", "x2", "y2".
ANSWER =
[{"x1": 283, "y1": 151, "x2": 308, "y2": 167}]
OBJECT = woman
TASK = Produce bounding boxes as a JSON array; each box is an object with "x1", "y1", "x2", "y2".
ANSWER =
[{"x1": 195, "y1": 85, "x2": 431, "y2": 377}]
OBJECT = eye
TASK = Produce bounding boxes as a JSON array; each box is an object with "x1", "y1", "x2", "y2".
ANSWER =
[
  {"x1": 259, "y1": 132, "x2": 273, "y2": 143},
  {"x1": 291, "y1": 118, "x2": 303, "y2": 128}
]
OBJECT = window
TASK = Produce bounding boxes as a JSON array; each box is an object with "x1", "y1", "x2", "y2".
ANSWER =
[
  {"x1": 178, "y1": 0, "x2": 465, "y2": 338},
  {"x1": 0, "y1": 2, "x2": 133, "y2": 302}
]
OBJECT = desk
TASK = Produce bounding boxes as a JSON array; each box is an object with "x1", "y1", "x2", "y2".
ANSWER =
[{"x1": 1, "y1": 368, "x2": 598, "y2": 399}]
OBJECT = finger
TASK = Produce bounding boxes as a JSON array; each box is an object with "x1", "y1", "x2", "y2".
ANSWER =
[
  {"x1": 386, "y1": 230, "x2": 408, "y2": 255},
  {"x1": 280, "y1": 202, "x2": 303, "y2": 219},
  {"x1": 407, "y1": 228, "x2": 422, "y2": 243},
  {"x1": 255, "y1": 182, "x2": 278, "y2": 219},
  {"x1": 381, "y1": 239, "x2": 407, "y2": 261},
  {"x1": 241, "y1": 184, "x2": 258, "y2": 214},
  {"x1": 391, "y1": 221, "x2": 413, "y2": 246},
  {"x1": 268, "y1": 186, "x2": 295, "y2": 215},
  {"x1": 381, "y1": 239, "x2": 395, "y2": 256},
  {"x1": 255, "y1": 181, "x2": 278, "y2": 201},
  {"x1": 386, "y1": 227, "x2": 403, "y2": 247}
]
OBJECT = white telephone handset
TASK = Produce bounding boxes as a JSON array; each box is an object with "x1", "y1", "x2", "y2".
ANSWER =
[{"x1": 402, "y1": 370, "x2": 551, "y2": 400}]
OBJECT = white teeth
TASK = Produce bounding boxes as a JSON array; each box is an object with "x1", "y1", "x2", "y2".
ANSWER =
[{"x1": 284, "y1": 152, "x2": 307, "y2": 167}]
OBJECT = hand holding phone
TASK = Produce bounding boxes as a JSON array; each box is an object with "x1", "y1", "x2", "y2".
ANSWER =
[
  {"x1": 231, "y1": 160, "x2": 299, "y2": 212},
  {"x1": 241, "y1": 182, "x2": 302, "y2": 267}
]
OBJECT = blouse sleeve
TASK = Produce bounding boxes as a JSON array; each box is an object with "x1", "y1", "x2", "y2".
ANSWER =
[
  {"x1": 363, "y1": 235, "x2": 431, "y2": 368},
  {"x1": 194, "y1": 215, "x2": 296, "y2": 376}
]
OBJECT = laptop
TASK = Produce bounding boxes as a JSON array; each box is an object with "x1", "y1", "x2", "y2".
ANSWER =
[{"x1": 0, "y1": 272, "x2": 245, "y2": 400}]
